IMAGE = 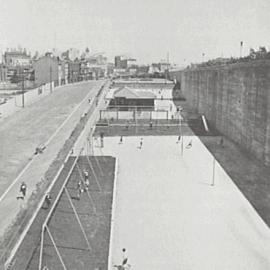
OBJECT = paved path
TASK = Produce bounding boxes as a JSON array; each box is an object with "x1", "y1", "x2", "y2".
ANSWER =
[
  {"x1": 0, "y1": 80, "x2": 104, "y2": 237},
  {"x1": 94, "y1": 135, "x2": 270, "y2": 270}
]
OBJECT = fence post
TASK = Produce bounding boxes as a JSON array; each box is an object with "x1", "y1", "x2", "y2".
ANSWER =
[
  {"x1": 38, "y1": 226, "x2": 45, "y2": 270},
  {"x1": 46, "y1": 226, "x2": 67, "y2": 270},
  {"x1": 64, "y1": 188, "x2": 92, "y2": 252}
]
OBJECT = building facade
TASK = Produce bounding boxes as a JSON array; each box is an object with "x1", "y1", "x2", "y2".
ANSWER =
[
  {"x1": 109, "y1": 86, "x2": 156, "y2": 110},
  {"x1": 4, "y1": 51, "x2": 31, "y2": 66},
  {"x1": 33, "y1": 54, "x2": 59, "y2": 86},
  {"x1": 68, "y1": 61, "x2": 80, "y2": 83}
]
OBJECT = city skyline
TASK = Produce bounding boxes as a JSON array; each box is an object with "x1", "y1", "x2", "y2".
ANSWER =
[{"x1": 0, "y1": 0, "x2": 270, "y2": 65}]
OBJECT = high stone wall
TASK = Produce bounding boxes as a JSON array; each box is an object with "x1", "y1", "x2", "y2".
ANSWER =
[{"x1": 171, "y1": 61, "x2": 270, "y2": 166}]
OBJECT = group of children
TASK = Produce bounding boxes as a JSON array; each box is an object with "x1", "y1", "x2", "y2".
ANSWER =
[
  {"x1": 114, "y1": 248, "x2": 130, "y2": 270},
  {"x1": 17, "y1": 169, "x2": 91, "y2": 207},
  {"x1": 17, "y1": 182, "x2": 52, "y2": 208},
  {"x1": 76, "y1": 169, "x2": 90, "y2": 200},
  {"x1": 119, "y1": 136, "x2": 143, "y2": 149}
]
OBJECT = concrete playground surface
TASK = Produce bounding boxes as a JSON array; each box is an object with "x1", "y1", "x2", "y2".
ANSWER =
[{"x1": 94, "y1": 135, "x2": 270, "y2": 270}]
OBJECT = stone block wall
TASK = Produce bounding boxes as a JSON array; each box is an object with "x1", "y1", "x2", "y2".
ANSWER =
[{"x1": 171, "y1": 61, "x2": 270, "y2": 165}]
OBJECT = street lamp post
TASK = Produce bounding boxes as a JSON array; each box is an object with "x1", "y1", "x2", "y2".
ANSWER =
[
  {"x1": 178, "y1": 109, "x2": 184, "y2": 156},
  {"x1": 211, "y1": 157, "x2": 216, "y2": 186},
  {"x1": 21, "y1": 70, "x2": 25, "y2": 108},
  {"x1": 49, "y1": 65, "x2": 52, "y2": 93}
]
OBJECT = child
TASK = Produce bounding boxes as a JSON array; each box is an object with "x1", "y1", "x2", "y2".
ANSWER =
[
  {"x1": 20, "y1": 182, "x2": 27, "y2": 199},
  {"x1": 186, "y1": 140, "x2": 192, "y2": 149},
  {"x1": 45, "y1": 193, "x2": 52, "y2": 208},
  {"x1": 139, "y1": 138, "x2": 143, "y2": 149},
  {"x1": 77, "y1": 180, "x2": 84, "y2": 199}
]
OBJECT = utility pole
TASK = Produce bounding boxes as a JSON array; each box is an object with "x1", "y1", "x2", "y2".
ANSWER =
[
  {"x1": 165, "y1": 52, "x2": 169, "y2": 85},
  {"x1": 21, "y1": 68, "x2": 25, "y2": 108},
  {"x1": 240, "y1": 41, "x2": 243, "y2": 58},
  {"x1": 50, "y1": 65, "x2": 52, "y2": 93},
  {"x1": 22, "y1": 72, "x2": 25, "y2": 108},
  {"x1": 179, "y1": 112, "x2": 184, "y2": 156}
]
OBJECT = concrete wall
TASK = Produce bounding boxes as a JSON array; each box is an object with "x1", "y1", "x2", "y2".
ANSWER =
[
  {"x1": 173, "y1": 61, "x2": 270, "y2": 166},
  {"x1": 0, "y1": 82, "x2": 55, "y2": 121}
]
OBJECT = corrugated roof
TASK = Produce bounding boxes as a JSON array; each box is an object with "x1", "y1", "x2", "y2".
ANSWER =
[{"x1": 114, "y1": 86, "x2": 156, "y2": 99}]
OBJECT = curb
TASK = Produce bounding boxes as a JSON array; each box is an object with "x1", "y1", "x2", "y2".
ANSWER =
[{"x1": 107, "y1": 157, "x2": 118, "y2": 270}]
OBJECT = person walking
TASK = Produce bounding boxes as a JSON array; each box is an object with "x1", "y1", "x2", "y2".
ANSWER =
[
  {"x1": 139, "y1": 138, "x2": 143, "y2": 149},
  {"x1": 20, "y1": 182, "x2": 27, "y2": 199},
  {"x1": 113, "y1": 248, "x2": 130, "y2": 270},
  {"x1": 77, "y1": 180, "x2": 84, "y2": 199},
  {"x1": 176, "y1": 135, "x2": 181, "y2": 143},
  {"x1": 122, "y1": 248, "x2": 128, "y2": 266},
  {"x1": 45, "y1": 193, "x2": 52, "y2": 208},
  {"x1": 119, "y1": 135, "x2": 123, "y2": 144},
  {"x1": 83, "y1": 170, "x2": 89, "y2": 191}
]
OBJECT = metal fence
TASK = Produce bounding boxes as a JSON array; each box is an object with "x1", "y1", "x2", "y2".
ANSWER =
[{"x1": 100, "y1": 109, "x2": 169, "y2": 121}]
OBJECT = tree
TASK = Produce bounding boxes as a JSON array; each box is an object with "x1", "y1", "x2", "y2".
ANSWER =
[
  {"x1": 249, "y1": 48, "x2": 256, "y2": 59},
  {"x1": 259, "y1": 46, "x2": 267, "y2": 54}
]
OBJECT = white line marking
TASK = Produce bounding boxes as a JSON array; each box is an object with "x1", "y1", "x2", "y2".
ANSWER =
[
  {"x1": 107, "y1": 158, "x2": 118, "y2": 270},
  {"x1": 0, "y1": 82, "x2": 100, "y2": 203}
]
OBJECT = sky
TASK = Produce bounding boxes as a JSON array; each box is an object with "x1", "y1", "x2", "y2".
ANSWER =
[{"x1": 0, "y1": 0, "x2": 270, "y2": 65}]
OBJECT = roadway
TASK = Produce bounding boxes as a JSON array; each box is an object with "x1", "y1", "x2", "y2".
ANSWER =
[{"x1": 0, "y1": 80, "x2": 106, "y2": 238}]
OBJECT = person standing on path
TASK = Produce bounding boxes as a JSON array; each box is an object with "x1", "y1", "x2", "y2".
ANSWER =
[
  {"x1": 119, "y1": 135, "x2": 123, "y2": 144},
  {"x1": 19, "y1": 182, "x2": 27, "y2": 199},
  {"x1": 44, "y1": 193, "x2": 52, "y2": 208},
  {"x1": 122, "y1": 248, "x2": 129, "y2": 266},
  {"x1": 139, "y1": 138, "x2": 143, "y2": 149},
  {"x1": 83, "y1": 170, "x2": 89, "y2": 191}
]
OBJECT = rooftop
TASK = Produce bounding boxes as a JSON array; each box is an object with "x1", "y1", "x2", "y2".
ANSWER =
[{"x1": 114, "y1": 86, "x2": 156, "y2": 99}]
